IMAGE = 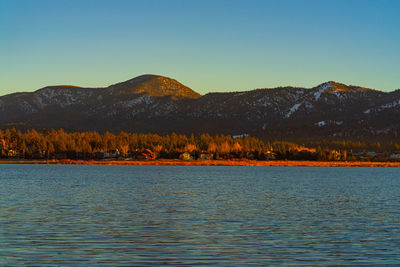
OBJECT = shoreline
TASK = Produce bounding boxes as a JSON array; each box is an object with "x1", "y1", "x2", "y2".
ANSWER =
[{"x1": 1, "y1": 159, "x2": 400, "y2": 167}]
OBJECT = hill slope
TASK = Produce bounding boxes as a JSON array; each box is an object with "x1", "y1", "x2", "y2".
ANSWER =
[{"x1": 1, "y1": 76, "x2": 399, "y2": 141}]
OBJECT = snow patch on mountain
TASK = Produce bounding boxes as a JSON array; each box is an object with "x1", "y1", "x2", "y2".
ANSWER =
[
  {"x1": 314, "y1": 82, "x2": 333, "y2": 100},
  {"x1": 20, "y1": 101, "x2": 37, "y2": 113},
  {"x1": 316, "y1": 120, "x2": 344, "y2": 127},
  {"x1": 364, "y1": 99, "x2": 400, "y2": 114},
  {"x1": 122, "y1": 95, "x2": 153, "y2": 108},
  {"x1": 234, "y1": 92, "x2": 245, "y2": 97},
  {"x1": 305, "y1": 102, "x2": 313, "y2": 109},
  {"x1": 380, "y1": 100, "x2": 400, "y2": 109},
  {"x1": 34, "y1": 88, "x2": 93, "y2": 107},
  {"x1": 285, "y1": 103, "x2": 301, "y2": 118},
  {"x1": 331, "y1": 91, "x2": 344, "y2": 98}
]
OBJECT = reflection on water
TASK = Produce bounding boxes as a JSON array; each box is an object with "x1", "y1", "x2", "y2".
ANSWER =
[{"x1": 1, "y1": 165, "x2": 400, "y2": 265}]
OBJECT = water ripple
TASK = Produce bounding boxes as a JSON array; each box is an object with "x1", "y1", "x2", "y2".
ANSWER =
[{"x1": 1, "y1": 165, "x2": 400, "y2": 265}]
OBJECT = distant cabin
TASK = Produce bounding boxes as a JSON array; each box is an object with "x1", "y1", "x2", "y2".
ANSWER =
[
  {"x1": 131, "y1": 149, "x2": 155, "y2": 160},
  {"x1": 180, "y1": 152, "x2": 193, "y2": 160},
  {"x1": 7, "y1": 149, "x2": 17, "y2": 157},
  {"x1": 390, "y1": 153, "x2": 400, "y2": 159},
  {"x1": 232, "y1": 134, "x2": 249, "y2": 139},
  {"x1": 105, "y1": 150, "x2": 119, "y2": 158},
  {"x1": 199, "y1": 153, "x2": 212, "y2": 160},
  {"x1": 95, "y1": 150, "x2": 119, "y2": 159},
  {"x1": 265, "y1": 151, "x2": 277, "y2": 160}
]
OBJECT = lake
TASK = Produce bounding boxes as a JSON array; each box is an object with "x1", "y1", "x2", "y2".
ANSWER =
[{"x1": 1, "y1": 165, "x2": 400, "y2": 265}]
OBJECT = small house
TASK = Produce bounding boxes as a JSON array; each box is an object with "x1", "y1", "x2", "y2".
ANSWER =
[
  {"x1": 232, "y1": 134, "x2": 249, "y2": 139},
  {"x1": 180, "y1": 152, "x2": 193, "y2": 160},
  {"x1": 265, "y1": 151, "x2": 277, "y2": 160},
  {"x1": 390, "y1": 153, "x2": 400, "y2": 159},
  {"x1": 7, "y1": 149, "x2": 17, "y2": 157},
  {"x1": 199, "y1": 153, "x2": 212, "y2": 160},
  {"x1": 131, "y1": 149, "x2": 155, "y2": 160},
  {"x1": 104, "y1": 149, "x2": 119, "y2": 159}
]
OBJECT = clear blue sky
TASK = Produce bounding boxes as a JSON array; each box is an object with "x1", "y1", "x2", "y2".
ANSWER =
[{"x1": 1, "y1": 0, "x2": 399, "y2": 95}]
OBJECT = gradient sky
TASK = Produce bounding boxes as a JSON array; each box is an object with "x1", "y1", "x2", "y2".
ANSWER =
[{"x1": 1, "y1": 0, "x2": 399, "y2": 95}]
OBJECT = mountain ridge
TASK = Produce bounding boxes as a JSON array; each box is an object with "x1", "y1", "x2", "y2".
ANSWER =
[
  {"x1": 2, "y1": 76, "x2": 392, "y2": 99},
  {"x1": 0, "y1": 75, "x2": 399, "y2": 142}
]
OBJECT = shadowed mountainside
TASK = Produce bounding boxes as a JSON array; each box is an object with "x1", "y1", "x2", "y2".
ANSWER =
[{"x1": 1, "y1": 75, "x2": 399, "y2": 141}]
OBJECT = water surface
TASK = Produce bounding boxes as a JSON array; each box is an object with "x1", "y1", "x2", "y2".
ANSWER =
[{"x1": 1, "y1": 165, "x2": 400, "y2": 265}]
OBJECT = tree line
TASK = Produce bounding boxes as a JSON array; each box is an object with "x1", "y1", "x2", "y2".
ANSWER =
[{"x1": 0, "y1": 128, "x2": 399, "y2": 161}]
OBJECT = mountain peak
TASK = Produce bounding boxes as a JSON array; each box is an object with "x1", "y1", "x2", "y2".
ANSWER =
[
  {"x1": 39, "y1": 85, "x2": 83, "y2": 91},
  {"x1": 108, "y1": 74, "x2": 201, "y2": 100},
  {"x1": 315, "y1": 81, "x2": 378, "y2": 94}
]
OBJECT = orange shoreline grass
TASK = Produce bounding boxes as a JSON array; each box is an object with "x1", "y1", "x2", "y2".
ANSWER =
[{"x1": 1, "y1": 159, "x2": 400, "y2": 167}]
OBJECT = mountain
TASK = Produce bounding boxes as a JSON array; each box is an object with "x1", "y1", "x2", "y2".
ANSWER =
[
  {"x1": 1, "y1": 75, "x2": 399, "y2": 141},
  {"x1": 106, "y1": 74, "x2": 201, "y2": 100}
]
